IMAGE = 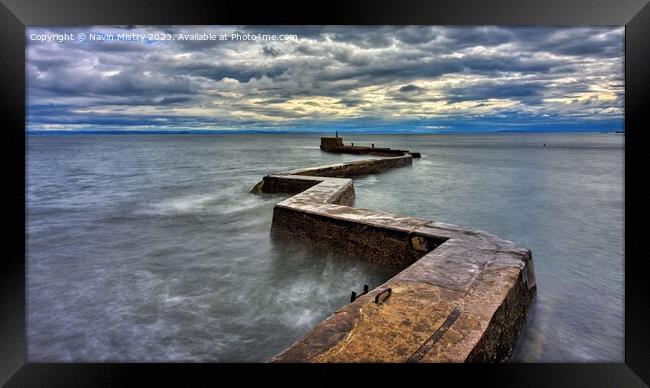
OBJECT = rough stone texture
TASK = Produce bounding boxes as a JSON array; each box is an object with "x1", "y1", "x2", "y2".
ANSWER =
[
  {"x1": 270, "y1": 206, "x2": 444, "y2": 269},
  {"x1": 252, "y1": 153, "x2": 536, "y2": 363}
]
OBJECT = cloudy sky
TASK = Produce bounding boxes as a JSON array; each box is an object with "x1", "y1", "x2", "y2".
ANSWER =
[{"x1": 27, "y1": 26, "x2": 624, "y2": 133}]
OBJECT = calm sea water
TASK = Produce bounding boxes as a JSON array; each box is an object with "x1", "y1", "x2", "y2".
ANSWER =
[{"x1": 26, "y1": 133, "x2": 624, "y2": 362}]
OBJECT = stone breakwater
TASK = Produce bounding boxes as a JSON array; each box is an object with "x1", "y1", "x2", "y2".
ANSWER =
[{"x1": 252, "y1": 154, "x2": 536, "y2": 362}]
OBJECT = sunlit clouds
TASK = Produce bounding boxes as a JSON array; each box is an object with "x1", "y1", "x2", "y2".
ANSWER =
[{"x1": 27, "y1": 26, "x2": 624, "y2": 133}]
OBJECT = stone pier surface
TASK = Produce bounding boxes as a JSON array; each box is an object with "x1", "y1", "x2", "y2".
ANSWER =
[{"x1": 252, "y1": 152, "x2": 536, "y2": 363}]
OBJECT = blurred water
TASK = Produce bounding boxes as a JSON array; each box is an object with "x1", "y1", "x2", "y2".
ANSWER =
[{"x1": 27, "y1": 133, "x2": 624, "y2": 362}]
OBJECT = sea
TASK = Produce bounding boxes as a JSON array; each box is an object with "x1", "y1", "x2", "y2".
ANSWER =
[{"x1": 26, "y1": 133, "x2": 624, "y2": 362}]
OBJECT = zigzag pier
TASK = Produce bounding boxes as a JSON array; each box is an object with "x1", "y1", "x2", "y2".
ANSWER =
[{"x1": 251, "y1": 137, "x2": 536, "y2": 362}]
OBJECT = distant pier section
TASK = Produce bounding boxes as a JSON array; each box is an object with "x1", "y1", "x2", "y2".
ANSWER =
[
  {"x1": 320, "y1": 132, "x2": 421, "y2": 158},
  {"x1": 252, "y1": 138, "x2": 536, "y2": 363}
]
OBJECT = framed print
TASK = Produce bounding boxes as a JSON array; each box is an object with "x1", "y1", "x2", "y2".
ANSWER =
[{"x1": 1, "y1": 0, "x2": 648, "y2": 386}]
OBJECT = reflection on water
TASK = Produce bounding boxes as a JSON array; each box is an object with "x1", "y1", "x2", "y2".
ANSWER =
[{"x1": 27, "y1": 133, "x2": 623, "y2": 362}]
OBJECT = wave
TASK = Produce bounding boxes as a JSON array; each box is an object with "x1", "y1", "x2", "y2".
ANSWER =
[{"x1": 134, "y1": 189, "x2": 276, "y2": 217}]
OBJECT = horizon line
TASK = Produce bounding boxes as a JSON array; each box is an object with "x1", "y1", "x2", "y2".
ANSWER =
[{"x1": 26, "y1": 129, "x2": 625, "y2": 135}]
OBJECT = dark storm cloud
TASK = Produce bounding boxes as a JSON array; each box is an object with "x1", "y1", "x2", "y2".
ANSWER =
[
  {"x1": 440, "y1": 26, "x2": 623, "y2": 58},
  {"x1": 262, "y1": 46, "x2": 281, "y2": 57},
  {"x1": 338, "y1": 98, "x2": 364, "y2": 107},
  {"x1": 535, "y1": 28, "x2": 624, "y2": 58},
  {"x1": 442, "y1": 26, "x2": 516, "y2": 47},
  {"x1": 27, "y1": 103, "x2": 287, "y2": 130},
  {"x1": 310, "y1": 54, "x2": 562, "y2": 89},
  {"x1": 26, "y1": 25, "x2": 624, "y2": 131},
  {"x1": 156, "y1": 96, "x2": 195, "y2": 105},
  {"x1": 399, "y1": 84, "x2": 425, "y2": 93},
  {"x1": 253, "y1": 97, "x2": 291, "y2": 104},
  {"x1": 395, "y1": 27, "x2": 440, "y2": 45},
  {"x1": 174, "y1": 62, "x2": 288, "y2": 83},
  {"x1": 29, "y1": 66, "x2": 195, "y2": 97}
]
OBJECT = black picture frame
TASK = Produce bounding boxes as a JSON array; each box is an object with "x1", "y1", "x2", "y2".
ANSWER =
[{"x1": 1, "y1": 0, "x2": 648, "y2": 386}]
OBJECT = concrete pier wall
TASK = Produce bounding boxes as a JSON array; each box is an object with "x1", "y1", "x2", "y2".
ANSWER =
[
  {"x1": 271, "y1": 206, "x2": 446, "y2": 269},
  {"x1": 252, "y1": 153, "x2": 536, "y2": 362},
  {"x1": 277, "y1": 155, "x2": 413, "y2": 178},
  {"x1": 319, "y1": 136, "x2": 421, "y2": 158}
]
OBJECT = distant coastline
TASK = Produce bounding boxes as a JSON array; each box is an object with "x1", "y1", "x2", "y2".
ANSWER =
[{"x1": 26, "y1": 129, "x2": 625, "y2": 136}]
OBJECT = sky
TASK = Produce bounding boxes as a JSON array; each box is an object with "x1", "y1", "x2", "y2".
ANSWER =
[{"x1": 26, "y1": 26, "x2": 624, "y2": 133}]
